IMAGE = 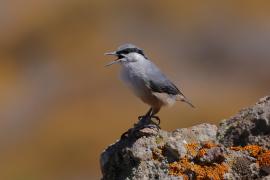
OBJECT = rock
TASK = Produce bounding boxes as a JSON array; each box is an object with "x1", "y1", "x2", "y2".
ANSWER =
[
  {"x1": 217, "y1": 96, "x2": 270, "y2": 149},
  {"x1": 100, "y1": 96, "x2": 270, "y2": 179},
  {"x1": 100, "y1": 122, "x2": 218, "y2": 180},
  {"x1": 164, "y1": 123, "x2": 217, "y2": 161},
  {"x1": 261, "y1": 175, "x2": 270, "y2": 180}
]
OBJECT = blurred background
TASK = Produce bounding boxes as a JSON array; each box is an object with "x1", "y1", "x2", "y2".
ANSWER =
[{"x1": 0, "y1": 0, "x2": 269, "y2": 179}]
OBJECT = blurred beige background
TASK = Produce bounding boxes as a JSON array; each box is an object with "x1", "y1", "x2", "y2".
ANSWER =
[{"x1": 0, "y1": 0, "x2": 269, "y2": 179}]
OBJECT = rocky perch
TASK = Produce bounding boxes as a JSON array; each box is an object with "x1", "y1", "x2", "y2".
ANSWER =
[{"x1": 100, "y1": 96, "x2": 270, "y2": 180}]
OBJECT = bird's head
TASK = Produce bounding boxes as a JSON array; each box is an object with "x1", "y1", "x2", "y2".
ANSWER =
[{"x1": 105, "y1": 43, "x2": 147, "y2": 67}]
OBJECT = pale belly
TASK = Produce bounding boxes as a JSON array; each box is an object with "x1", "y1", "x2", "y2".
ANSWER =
[{"x1": 120, "y1": 67, "x2": 175, "y2": 108}]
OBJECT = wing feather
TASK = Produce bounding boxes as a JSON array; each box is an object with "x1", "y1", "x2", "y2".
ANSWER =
[{"x1": 144, "y1": 60, "x2": 195, "y2": 108}]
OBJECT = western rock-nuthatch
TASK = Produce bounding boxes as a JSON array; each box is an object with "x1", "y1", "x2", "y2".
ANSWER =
[{"x1": 105, "y1": 43, "x2": 194, "y2": 123}]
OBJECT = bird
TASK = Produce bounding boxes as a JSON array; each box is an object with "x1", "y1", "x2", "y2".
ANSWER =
[{"x1": 105, "y1": 43, "x2": 194, "y2": 124}]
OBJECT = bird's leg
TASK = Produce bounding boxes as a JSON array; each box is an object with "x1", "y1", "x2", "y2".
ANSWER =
[
  {"x1": 138, "y1": 108, "x2": 152, "y2": 120},
  {"x1": 122, "y1": 108, "x2": 154, "y2": 139},
  {"x1": 149, "y1": 107, "x2": 161, "y2": 125},
  {"x1": 145, "y1": 108, "x2": 153, "y2": 118},
  {"x1": 134, "y1": 108, "x2": 161, "y2": 130}
]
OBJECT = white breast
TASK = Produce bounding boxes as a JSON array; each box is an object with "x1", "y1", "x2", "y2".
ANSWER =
[{"x1": 120, "y1": 60, "x2": 148, "y2": 98}]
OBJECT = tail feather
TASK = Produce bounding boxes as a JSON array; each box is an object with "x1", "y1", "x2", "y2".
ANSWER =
[{"x1": 176, "y1": 94, "x2": 195, "y2": 108}]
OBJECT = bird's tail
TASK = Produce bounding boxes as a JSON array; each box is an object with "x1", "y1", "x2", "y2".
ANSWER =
[{"x1": 176, "y1": 94, "x2": 195, "y2": 108}]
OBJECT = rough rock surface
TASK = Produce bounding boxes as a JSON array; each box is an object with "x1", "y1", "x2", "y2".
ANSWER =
[
  {"x1": 217, "y1": 96, "x2": 270, "y2": 149},
  {"x1": 100, "y1": 96, "x2": 270, "y2": 180}
]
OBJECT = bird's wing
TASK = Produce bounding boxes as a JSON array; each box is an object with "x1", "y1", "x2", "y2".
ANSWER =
[
  {"x1": 148, "y1": 78, "x2": 181, "y2": 95},
  {"x1": 144, "y1": 61, "x2": 182, "y2": 95},
  {"x1": 145, "y1": 61, "x2": 195, "y2": 108}
]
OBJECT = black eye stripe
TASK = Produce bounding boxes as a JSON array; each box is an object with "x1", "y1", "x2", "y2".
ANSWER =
[{"x1": 117, "y1": 48, "x2": 145, "y2": 56}]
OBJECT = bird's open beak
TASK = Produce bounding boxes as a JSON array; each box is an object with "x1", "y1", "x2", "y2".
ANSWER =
[
  {"x1": 104, "y1": 51, "x2": 122, "y2": 67},
  {"x1": 104, "y1": 51, "x2": 117, "y2": 56},
  {"x1": 104, "y1": 59, "x2": 123, "y2": 67}
]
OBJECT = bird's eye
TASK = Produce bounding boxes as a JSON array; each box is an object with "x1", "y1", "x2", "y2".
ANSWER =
[
  {"x1": 117, "y1": 50, "x2": 128, "y2": 55},
  {"x1": 122, "y1": 50, "x2": 129, "y2": 54}
]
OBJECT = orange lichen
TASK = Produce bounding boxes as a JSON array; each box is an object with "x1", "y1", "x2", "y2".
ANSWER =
[
  {"x1": 230, "y1": 145, "x2": 270, "y2": 170},
  {"x1": 196, "y1": 142, "x2": 217, "y2": 158},
  {"x1": 230, "y1": 145, "x2": 262, "y2": 157},
  {"x1": 169, "y1": 160, "x2": 189, "y2": 180},
  {"x1": 185, "y1": 143, "x2": 199, "y2": 156},
  {"x1": 230, "y1": 146, "x2": 242, "y2": 151},
  {"x1": 170, "y1": 143, "x2": 228, "y2": 179},
  {"x1": 197, "y1": 148, "x2": 207, "y2": 158},
  {"x1": 258, "y1": 150, "x2": 270, "y2": 167},
  {"x1": 170, "y1": 143, "x2": 268, "y2": 179},
  {"x1": 243, "y1": 145, "x2": 262, "y2": 157},
  {"x1": 169, "y1": 157, "x2": 229, "y2": 180},
  {"x1": 202, "y1": 141, "x2": 217, "y2": 149}
]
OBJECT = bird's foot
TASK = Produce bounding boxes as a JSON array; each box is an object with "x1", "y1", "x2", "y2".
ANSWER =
[
  {"x1": 142, "y1": 123, "x2": 160, "y2": 130},
  {"x1": 121, "y1": 115, "x2": 160, "y2": 140},
  {"x1": 138, "y1": 115, "x2": 153, "y2": 122},
  {"x1": 138, "y1": 115, "x2": 161, "y2": 125},
  {"x1": 137, "y1": 115, "x2": 150, "y2": 125},
  {"x1": 151, "y1": 116, "x2": 161, "y2": 125},
  {"x1": 136, "y1": 115, "x2": 160, "y2": 128}
]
